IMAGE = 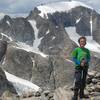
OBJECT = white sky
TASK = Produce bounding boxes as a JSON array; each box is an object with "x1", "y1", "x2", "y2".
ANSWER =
[{"x1": 0, "y1": 0, "x2": 100, "y2": 14}]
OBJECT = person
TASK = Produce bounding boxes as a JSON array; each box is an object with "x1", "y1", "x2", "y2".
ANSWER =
[{"x1": 71, "y1": 36, "x2": 90, "y2": 100}]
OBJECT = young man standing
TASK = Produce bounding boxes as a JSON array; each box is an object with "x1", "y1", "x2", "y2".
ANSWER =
[{"x1": 71, "y1": 36, "x2": 90, "y2": 100}]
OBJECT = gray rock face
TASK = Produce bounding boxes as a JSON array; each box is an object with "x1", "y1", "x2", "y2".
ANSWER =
[
  {"x1": 3, "y1": 45, "x2": 33, "y2": 81},
  {"x1": 46, "y1": 6, "x2": 94, "y2": 36},
  {"x1": 3, "y1": 43, "x2": 74, "y2": 90},
  {"x1": 0, "y1": 67, "x2": 17, "y2": 96},
  {"x1": 31, "y1": 55, "x2": 74, "y2": 90},
  {"x1": 0, "y1": 15, "x2": 35, "y2": 45},
  {"x1": 0, "y1": 40, "x2": 7, "y2": 61}
]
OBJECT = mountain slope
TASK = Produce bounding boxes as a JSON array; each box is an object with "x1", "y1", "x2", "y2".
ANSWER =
[{"x1": 0, "y1": 0, "x2": 100, "y2": 93}]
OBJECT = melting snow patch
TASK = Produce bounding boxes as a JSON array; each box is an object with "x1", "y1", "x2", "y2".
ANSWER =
[
  {"x1": 52, "y1": 36, "x2": 56, "y2": 40},
  {"x1": 6, "y1": 21, "x2": 10, "y2": 26},
  {"x1": 28, "y1": 20, "x2": 43, "y2": 51},
  {"x1": 65, "y1": 26, "x2": 100, "y2": 53},
  {"x1": 0, "y1": 33, "x2": 13, "y2": 41},
  {"x1": 46, "y1": 29, "x2": 50, "y2": 35},
  {"x1": 15, "y1": 41, "x2": 48, "y2": 58},
  {"x1": 76, "y1": 17, "x2": 81, "y2": 24},
  {"x1": 4, "y1": 71, "x2": 42, "y2": 96}
]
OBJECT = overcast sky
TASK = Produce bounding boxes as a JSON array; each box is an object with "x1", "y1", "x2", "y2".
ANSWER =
[{"x1": 0, "y1": 0, "x2": 100, "y2": 14}]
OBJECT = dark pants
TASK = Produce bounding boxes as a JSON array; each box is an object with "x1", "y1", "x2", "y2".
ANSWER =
[{"x1": 73, "y1": 67, "x2": 88, "y2": 98}]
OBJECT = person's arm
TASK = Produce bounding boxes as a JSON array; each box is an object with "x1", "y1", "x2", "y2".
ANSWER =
[
  {"x1": 71, "y1": 48, "x2": 80, "y2": 65},
  {"x1": 72, "y1": 57, "x2": 81, "y2": 65}
]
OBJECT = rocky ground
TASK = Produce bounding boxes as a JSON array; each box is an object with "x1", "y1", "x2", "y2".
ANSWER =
[
  {"x1": 21, "y1": 70, "x2": 100, "y2": 100},
  {"x1": 0, "y1": 70, "x2": 100, "y2": 100}
]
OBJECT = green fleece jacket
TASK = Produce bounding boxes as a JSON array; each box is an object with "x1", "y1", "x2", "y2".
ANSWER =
[{"x1": 71, "y1": 47, "x2": 90, "y2": 69}]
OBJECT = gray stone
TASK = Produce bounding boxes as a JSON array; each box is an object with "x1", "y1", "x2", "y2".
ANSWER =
[
  {"x1": 92, "y1": 78, "x2": 99, "y2": 84},
  {"x1": 97, "y1": 82, "x2": 100, "y2": 85},
  {"x1": 0, "y1": 67, "x2": 17, "y2": 96},
  {"x1": 90, "y1": 92, "x2": 100, "y2": 96},
  {"x1": 43, "y1": 90, "x2": 50, "y2": 96},
  {"x1": 48, "y1": 93, "x2": 54, "y2": 99},
  {"x1": 88, "y1": 71, "x2": 97, "y2": 78},
  {"x1": 95, "y1": 85, "x2": 100, "y2": 92},
  {"x1": 95, "y1": 73, "x2": 100, "y2": 79}
]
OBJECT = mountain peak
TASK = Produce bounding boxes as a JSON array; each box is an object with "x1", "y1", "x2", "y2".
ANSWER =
[{"x1": 37, "y1": 0, "x2": 93, "y2": 18}]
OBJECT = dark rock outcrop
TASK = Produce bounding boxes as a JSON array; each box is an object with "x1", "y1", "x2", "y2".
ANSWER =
[{"x1": 0, "y1": 67, "x2": 17, "y2": 96}]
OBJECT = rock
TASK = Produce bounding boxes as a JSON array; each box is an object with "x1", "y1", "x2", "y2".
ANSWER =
[
  {"x1": 87, "y1": 76, "x2": 92, "y2": 84},
  {"x1": 95, "y1": 85, "x2": 100, "y2": 92},
  {"x1": 20, "y1": 91, "x2": 34, "y2": 98},
  {"x1": 41, "y1": 93, "x2": 48, "y2": 100},
  {"x1": 90, "y1": 92, "x2": 100, "y2": 96},
  {"x1": 97, "y1": 82, "x2": 100, "y2": 85},
  {"x1": 48, "y1": 93, "x2": 54, "y2": 99},
  {"x1": 84, "y1": 89, "x2": 89, "y2": 96},
  {"x1": 1, "y1": 90, "x2": 19, "y2": 100},
  {"x1": 0, "y1": 67, "x2": 17, "y2": 96},
  {"x1": 88, "y1": 71, "x2": 97, "y2": 78},
  {"x1": 34, "y1": 91, "x2": 41, "y2": 97},
  {"x1": 43, "y1": 90, "x2": 50, "y2": 96},
  {"x1": 63, "y1": 85, "x2": 71, "y2": 90},
  {"x1": 3, "y1": 46, "x2": 33, "y2": 81},
  {"x1": 92, "y1": 78, "x2": 99, "y2": 84},
  {"x1": 95, "y1": 73, "x2": 100, "y2": 79},
  {"x1": 54, "y1": 87, "x2": 73, "y2": 100},
  {"x1": 86, "y1": 85, "x2": 95, "y2": 92},
  {"x1": 90, "y1": 96, "x2": 100, "y2": 100},
  {"x1": 0, "y1": 40, "x2": 7, "y2": 62}
]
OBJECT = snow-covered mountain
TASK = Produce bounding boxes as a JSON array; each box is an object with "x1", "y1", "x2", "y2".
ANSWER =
[
  {"x1": 0, "y1": 0, "x2": 100, "y2": 96},
  {"x1": 37, "y1": 0, "x2": 93, "y2": 18}
]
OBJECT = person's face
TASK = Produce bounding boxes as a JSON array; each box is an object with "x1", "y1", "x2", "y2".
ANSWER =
[{"x1": 79, "y1": 38, "x2": 86, "y2": 48}]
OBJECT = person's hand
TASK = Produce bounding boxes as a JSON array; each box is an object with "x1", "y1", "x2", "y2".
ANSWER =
[{"x1": 81, "y1": 59, "x2": 86, "y2": 67}]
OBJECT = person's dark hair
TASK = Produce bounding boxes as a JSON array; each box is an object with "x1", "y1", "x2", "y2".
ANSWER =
[{"x1": 78, "y1": 36, "x2": 86, "y2": 43}]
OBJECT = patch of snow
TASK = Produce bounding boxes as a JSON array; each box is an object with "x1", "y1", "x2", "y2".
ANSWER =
[
  {"x1": 56, "y1": 26, "x2": 59, "y2": 28},
  {"x1": 4, "y1": 71, "x2": 41, "y2": 96},
  {"x1": 52, "y1": 36, "x2": 56, "y2": 40},
  {"x1": 76, "y1": 17, "x2": 81, "y2": 24},
  {"x1": 65, "y1": 26, "x2": 100, "y2": 53},
  {"x1": 49, "y1": 47, "x2": 53, "y2": 49},
  {"x1": 37, "y1": 1, "x2": 93, "y2": 18},
  {"x1": 28, "y1": 20, "x2": 43, "y2": 51},
  {"x1": 46, "y1": 29, "x2": 50, "y2": 35},
  {"x1": 65, "y1": 59, "x2": 73, "y2": 63},
  {"x1": 90, "y1": 11, "x2": 93, "y2": 37},
  {"x1": 0, "y1": 33, "x2": 13, "y2": 41},
  {"x1": 15, "y1": 41, "x2": 47, "y2": 58},
  {"x1": 28, "y1": 20, "x2": 48, "y2": 57},
  {"x1": 6, "y1": 21, "x2": 10, "y2": 26}
]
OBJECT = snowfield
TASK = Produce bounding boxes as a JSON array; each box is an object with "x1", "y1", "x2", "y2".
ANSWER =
[
  {"x1": 65, "y1": 27, "x2": 100, "y2": 53},
  {"x1": 37, "y1": 0, "x2": 93, "y2": 18},
  {"x1": 4, "y1": 71, "x2": 42, "y2": 96}
]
